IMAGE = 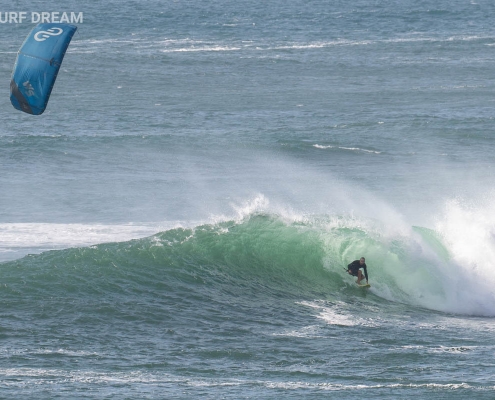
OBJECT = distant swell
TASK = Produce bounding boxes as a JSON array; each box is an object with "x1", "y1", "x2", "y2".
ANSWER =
[{"x1": 313, "y1": 144, "x2": 382, "y2": 154}]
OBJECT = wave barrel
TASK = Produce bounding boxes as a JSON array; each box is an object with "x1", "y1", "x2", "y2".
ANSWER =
[{"x1": 10, "y1": 23, "x2": 77, "y2": 115}]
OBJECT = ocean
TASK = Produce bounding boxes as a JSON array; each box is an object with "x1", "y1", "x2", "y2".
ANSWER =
[{"x1": 1, "y1": 0, "x2": 495, "y2": 398}]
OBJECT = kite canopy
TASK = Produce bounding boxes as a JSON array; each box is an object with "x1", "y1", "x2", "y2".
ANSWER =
[{"x1": 10, "y1": 23, "x2": 77, "y2": 115}]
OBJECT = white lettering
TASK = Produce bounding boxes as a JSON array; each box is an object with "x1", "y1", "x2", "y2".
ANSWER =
[
  {"x1": 60, "y1": 12, "x2": 69, "y2": 23},
  {"x1": 71, "y1": 12, "x2": 83, "y2": 24},
  {"x1": 31, "y1": 12, "x2": 40, "y2": 23},
  {"x1": 9, "y1": 11, "x2": 18, "y2": 23},
  {"x1": 0, "y1": 11, "x2": 82, "y2": 23}
]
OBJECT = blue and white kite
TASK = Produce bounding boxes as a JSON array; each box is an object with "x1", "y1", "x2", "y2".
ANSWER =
[{"x1": 10, "y1": 23, "x2": 77, "y2": 115}]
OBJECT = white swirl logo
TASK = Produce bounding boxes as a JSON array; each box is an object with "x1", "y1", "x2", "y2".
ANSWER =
[{"x1": 34, "y1": 27, "x2": 63, "y2": 42}]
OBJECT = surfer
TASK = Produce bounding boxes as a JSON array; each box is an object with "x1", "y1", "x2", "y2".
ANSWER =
[{"x1": 347, "y1": 257, "x2": 369, "y2": 285}]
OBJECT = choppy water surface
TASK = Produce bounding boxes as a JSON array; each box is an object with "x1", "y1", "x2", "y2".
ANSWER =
[{"x1": 1, "y1": 0, "x2": 495, "y2": 398}]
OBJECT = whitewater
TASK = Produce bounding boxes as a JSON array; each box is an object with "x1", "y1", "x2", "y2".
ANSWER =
[{"x1": 1, "y1": 0, "x2": 495, "y2": 398}]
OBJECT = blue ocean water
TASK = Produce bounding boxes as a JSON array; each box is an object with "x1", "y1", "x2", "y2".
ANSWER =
[{"x1": 1, "y1": 0, "x2": 495, "y2": 397}]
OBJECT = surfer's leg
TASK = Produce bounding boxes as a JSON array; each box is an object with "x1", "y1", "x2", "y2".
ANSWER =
[{"x1": 356, "y1": 270, "x2": 363, "y2": 284}]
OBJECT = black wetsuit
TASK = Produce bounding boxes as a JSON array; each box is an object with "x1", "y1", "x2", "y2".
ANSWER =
[{"x1": 348, "y1": 260, "x2": 368, "y2": 281}]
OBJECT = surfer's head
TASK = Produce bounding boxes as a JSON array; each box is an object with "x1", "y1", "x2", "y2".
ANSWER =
[{"x1": 360, "y1": 257, "x2": 365, "y2": 264}]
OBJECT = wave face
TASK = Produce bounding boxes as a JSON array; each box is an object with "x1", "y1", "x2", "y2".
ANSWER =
[
  {"x1": 1, "y1": 214, "x2": 329, "y2": 315},
  {"x1": 3, "y1": 209, "x2": 495, "y2": 321}
]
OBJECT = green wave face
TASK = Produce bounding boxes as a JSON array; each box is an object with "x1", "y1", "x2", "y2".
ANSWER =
[{"x1": 1, "y1": 213, "x2": 490, "y2": 316}]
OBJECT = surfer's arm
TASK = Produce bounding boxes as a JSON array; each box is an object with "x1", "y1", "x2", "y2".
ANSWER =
[{"x1": 363, "y1": 265, "x2": 369, "y2": 282}]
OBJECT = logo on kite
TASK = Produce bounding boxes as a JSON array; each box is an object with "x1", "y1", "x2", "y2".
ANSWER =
[
  {"x1": 22, "y1": 81, "x2": 35, "y2": 97},
  {"x1": 9, "y1": 23, "x2": 77, "y2": 115},
  {"x1": 34, "y1": 27, "x2": 64, "y2": 42}
]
